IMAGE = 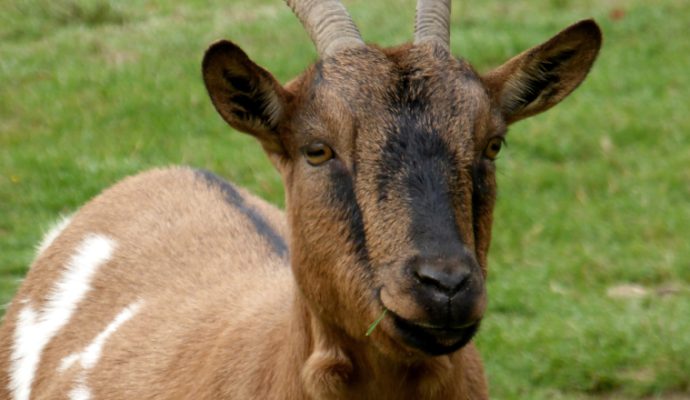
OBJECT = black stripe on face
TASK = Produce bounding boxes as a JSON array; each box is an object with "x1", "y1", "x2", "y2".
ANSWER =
[
  {"x1": 328, "y1": 164, "x2": 370, "y2": 266},
  {"x1": 195, "y1": 169, "x2": 288, "y2": 259},
  {"x1": 471, "y1": 160, "x2": 496, "y2": 260},
  {"x1": 377, "y1": 114, "x2": 464, "y2": 256}
]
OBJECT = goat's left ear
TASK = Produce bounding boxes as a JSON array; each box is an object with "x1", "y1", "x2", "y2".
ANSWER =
[
  {"x1": 483, "y1": 19, "x2": 602, "y2": 124},
  {"x1": 202, "y1": 40, "x2": 290, "y2": 154}
]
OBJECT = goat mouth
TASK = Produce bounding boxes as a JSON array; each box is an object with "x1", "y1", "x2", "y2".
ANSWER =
[{"x1": 389, "y1": 312, "x2": 480, "y2": 356}]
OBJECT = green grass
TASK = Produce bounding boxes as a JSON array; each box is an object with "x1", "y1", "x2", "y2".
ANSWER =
[{"x1": 1, "y1": 0, "x2": 688, "y2": 398}]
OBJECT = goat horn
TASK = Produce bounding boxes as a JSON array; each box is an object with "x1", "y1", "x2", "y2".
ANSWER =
[
  {"x1": 285, "y1": 0, "x2": 364, "y2": 57},
  {"x1": 414, "y1": 0, "x2": 451, "y2": 49}
]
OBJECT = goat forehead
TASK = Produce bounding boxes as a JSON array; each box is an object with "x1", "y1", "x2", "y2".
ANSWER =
[
  {"x1": 315, "y1": 46, "x2": 485, "y2": 104},
  {"x1": 308, "y1": 50, "x2": 489, "y2": 149}
]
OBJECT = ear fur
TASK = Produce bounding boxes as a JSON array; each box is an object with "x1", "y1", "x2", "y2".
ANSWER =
[
  {"x1": 483, "y1": 19, "x2": 602, "y2": 124},
  {"x1": 202, "y1": 40, "x2": 289, "y2": 154}
]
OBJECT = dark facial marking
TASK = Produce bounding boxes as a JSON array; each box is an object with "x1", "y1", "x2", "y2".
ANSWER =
[
  {"x1": 328, "y1": 164, "x2": 370, "y2": 267},
  {"x1": 472, "y1": 159, "x2": 496, "y2": 232},
  {"x1": 471, "y1": 161, "x2": 493, "y2": 199},
  {"x1": 195, "y1": 169, "x2": 288, "y2": 258},
  {"x1": 393, "y1": 120, "x2": 462, "y2": 248},
  {"x1": 377, "y1": 69, "x2": 465, "y2": 256}
]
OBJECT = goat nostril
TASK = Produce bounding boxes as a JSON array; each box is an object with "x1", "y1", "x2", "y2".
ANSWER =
[{"x1": 413, "y1": 263, "x2": 471, "y2": 296}]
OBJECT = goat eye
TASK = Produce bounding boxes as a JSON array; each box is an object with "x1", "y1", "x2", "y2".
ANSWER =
[
  {"x1": 483, "y1": 137, "x2": 504, "y2": 160},
  {"x1": 302, "y1": 142, "x2": 334, "y2": 166}
]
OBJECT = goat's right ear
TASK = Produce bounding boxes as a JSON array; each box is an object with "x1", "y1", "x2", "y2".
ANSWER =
[{"x1": 202, "y1": 40, "x2": 289, "y2": 154}]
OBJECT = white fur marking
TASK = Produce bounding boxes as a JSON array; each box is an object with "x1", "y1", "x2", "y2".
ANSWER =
[
  {"x1": 35, "y1": 215, "x2": 73, "y2": 258},
  {"x1": 59, "y1": 353, "x2": 79, "y2": 372},
  {"x1": 10, "y1": 307, "x2": 39, "y2": 400},
  {"x1": 69, "y1": 381, "x2": 91, "y2": 400},
  {"x1": 60, "y1": 301, "x2": 143, "y2": 372},
  {"x1": 9, "y1": 234, "x2": 115, "y2": 400}
]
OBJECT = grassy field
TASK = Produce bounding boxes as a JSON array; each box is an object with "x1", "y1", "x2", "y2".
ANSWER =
[{"x1": 1, "y1": 0, "x2": 688, "y2": 398}]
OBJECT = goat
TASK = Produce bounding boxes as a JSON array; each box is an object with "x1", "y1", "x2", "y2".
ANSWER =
[{"x1": 0, "y1": 0, "x2": 601, "y2": 398}]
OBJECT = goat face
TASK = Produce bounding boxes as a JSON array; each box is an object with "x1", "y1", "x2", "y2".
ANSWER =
[
  {"x1": 284, "y1": 45, "x2": 493, "y2": 357},
  {"x1": 202, "y1": 19, "x2": 601, "y2": 358}
]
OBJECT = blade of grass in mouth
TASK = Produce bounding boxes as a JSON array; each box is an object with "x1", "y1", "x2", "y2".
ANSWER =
[{"x1": 365, "y1": 309, "x2": 388, "y2": 337}]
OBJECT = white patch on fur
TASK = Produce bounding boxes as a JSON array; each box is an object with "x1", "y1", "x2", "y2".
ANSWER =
[
  {"x1": 60, "y1": 301, "x2": 143, "y2": 400},
  {"x1": 58, "y1": 353, "x2": 80, "y2": 373},
  {"x1": 9, "y1": 234, "x2": 115, "y2": 400},
  {"x1": 60, "y1": 301, "x2": 143, "y2": 372},
  {"x1": 68, "y1": 380, "x2": 91, "y2": 400},
  {"x1": 10, "y1": 307, "x2": 39, "y2": 400},
  {"x1": 35, "y1": 215, "x2": 73, "y2": 258}
]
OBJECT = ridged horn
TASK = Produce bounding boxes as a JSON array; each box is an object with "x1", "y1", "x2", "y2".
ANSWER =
[
  {"x1": 285, "y1": 0, "x2": 365, "y2": 57},
  {"x1": 414, "y1": 0, "x2": 451, "y2": 49}
]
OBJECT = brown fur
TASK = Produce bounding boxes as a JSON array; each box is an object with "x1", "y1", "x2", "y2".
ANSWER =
[
  {"x1": 0, "y1": 8, "x2": 602, "y2": 400},
  {"x1": 0, "y1": 167, "x2": 485, "y2": 399}
]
